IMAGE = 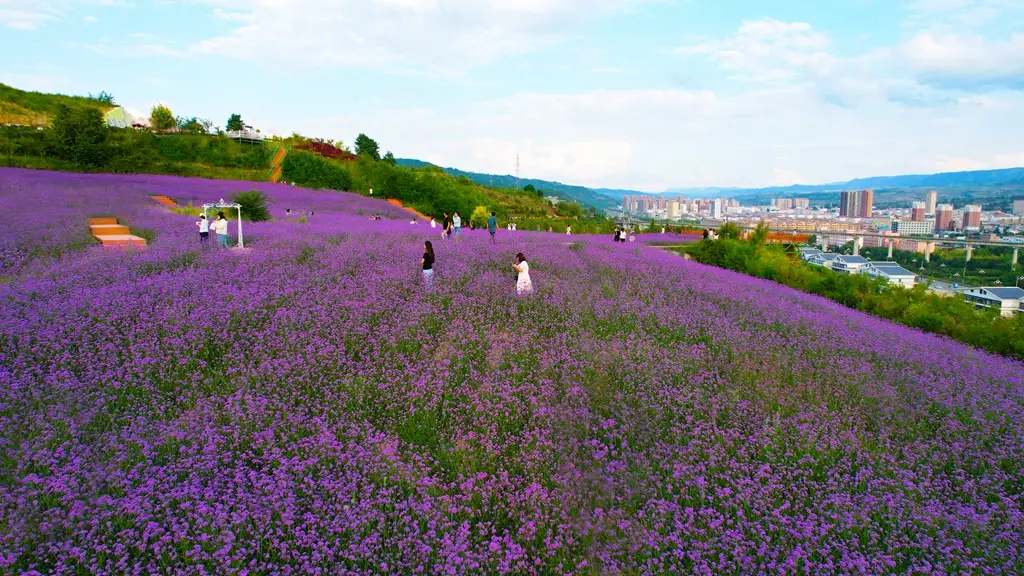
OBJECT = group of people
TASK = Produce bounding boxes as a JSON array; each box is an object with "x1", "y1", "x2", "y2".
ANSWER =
[
  {"x1": 613, "y1": 228, "x2": 632, "y2": 243},
  {"x1": 196, "y1": 213, "x2": 230, "y2": 248},
  {"x1": 420, "y1": 240, "x2": 532, "y2": 296}
]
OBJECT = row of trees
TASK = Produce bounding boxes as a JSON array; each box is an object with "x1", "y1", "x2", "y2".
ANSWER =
[{"x1": 684, "y1": 229, "x2": 1024, "y2": 360}]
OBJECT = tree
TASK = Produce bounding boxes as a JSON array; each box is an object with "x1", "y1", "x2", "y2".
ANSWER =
[
  {"x1": 149, "y1": 105, "x2": 175, "y2": 131},
  {"x1": 354, "y1": 133, "x2": 380, "y2": 161},
  {"x1": 176, "y1": 116, "x2": 212, "y2": 134},
  {"x1": 470, "y1": 206, "x2": 490, "y2": 228},
  {"x1": 89, "y1": 91, "x2": 115, "y2": 105},
  {"x1": 556, "y1": 202, "x2": 583, "y2": 219},
  {"x1": 226, "y1": 114, "x2": 244, "y2": 132},
  {"x1": 382, "y1": 151, "x2": 397, "y2": 165},
  {"x1": 523, "y1": 184, "x2": 536, "y2": 193},
  {"x1": 750, "y1": 221, "x2": 769, "y2": 248},
  {"x1": 49, "y1": 104, "x2": 109, "y2": 167},
  {"x1": 719, "y1": 222, "x2": 743, "y2": 240},
  {"x1": 231, "y1": 190, "x2": 271, "y2": 222}
]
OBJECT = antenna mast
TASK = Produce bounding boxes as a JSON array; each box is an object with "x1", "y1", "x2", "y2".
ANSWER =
[{"x1": 516, "y1": 154, "x2": 520, "y2": 190}]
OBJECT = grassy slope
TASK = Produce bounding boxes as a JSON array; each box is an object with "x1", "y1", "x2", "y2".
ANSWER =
[{"x1": 0, "y1": 83, "x2": 114, "y2": 126}]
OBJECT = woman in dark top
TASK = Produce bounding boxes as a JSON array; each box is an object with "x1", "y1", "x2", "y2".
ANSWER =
[{"x1": 421, "y1": 240, "x2": 435, "y2": 288}]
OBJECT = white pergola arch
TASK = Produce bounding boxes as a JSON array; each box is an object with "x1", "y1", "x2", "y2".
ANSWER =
[{"x1": 202, "y1": 201, "x2": 245, "y2": 248}]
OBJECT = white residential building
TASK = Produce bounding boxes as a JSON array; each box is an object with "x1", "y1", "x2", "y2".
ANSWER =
[
  {"x1": 831, "y1": 255, "x2": 871, "y2": 274},
  {"x1": 962, "y1": 287, "x2": 1024, "y2": 317},
  {"x1": 865, "y1": 262, "x2": 917, "y2": 288},
  {"x1": 892, "y1": 220, "x2": 935, "y2": 236}
]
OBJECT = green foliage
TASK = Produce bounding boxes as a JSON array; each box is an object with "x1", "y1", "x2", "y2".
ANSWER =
[
  {"x1": 176, "y1": 116, "x2": 212, "y2": 134},
  {"x1": 226, "y1": 114, "x2": 244, "y2": 132},
  {"x1": 149, "y1": 105, "x2": 175, "y2": 131},
  {"x1": 231, "y1": 190, "x2": 271, "y2": 222},
  {"x1": 281, "y1": 150, "x2": 354, "y2": 191},
  {"x1": 684, "y1": 238, "x2": 1024, "y2": 360},
  {"x1": 470, "y1": 206, "x2": 490, "y2": 228},
  {"x1": 89, "y1": 91, "x2": 115, "y2": 105},
  {"x1": 382, "y1": 151, "x2": 397, "y2": 165},
  {"x1": 0, "y1": 82, "x2": 112, "y2": 126},
  {"x1": 555, "y1": 202, "x2": 583, "y2": 219},
  {"x1": 354, "y1": 133, "x2": 380, "y2": 161},
  {"x1": 48, "y1": 105, "x2": 109, "y2": 167},
  {"x1": 719, "y1": 222, "x2": 744, "y2": 240},
  {"x1": 750, "y1": 221, "x2": 769, "y2": 248}
]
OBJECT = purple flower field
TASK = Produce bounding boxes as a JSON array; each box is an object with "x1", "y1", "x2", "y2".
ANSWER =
[{"x1": 1, "y1": 168, "x2": 1023, "y2": 575}]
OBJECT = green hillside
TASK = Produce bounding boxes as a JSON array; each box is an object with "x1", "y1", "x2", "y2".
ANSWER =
[
  {"x1": 0, "y1": 82, "x2": 114, "y2": 126},
  {"x1": 0, "y1": 83, "x2": 613, "y2": 228}
]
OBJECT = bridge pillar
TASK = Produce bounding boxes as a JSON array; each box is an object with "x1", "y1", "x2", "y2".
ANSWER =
[
  {"x1": 853, "y1": 237, "x2": 861, "y2": 256},
  {"x1": 965, "y1": 244, "x2": 973, "y2": 262},
  {"x1": 820, "y1": 235, "x2": 827, "y2": 252},
  {"x1": 925, "y1": 243, "x2": 933, "y2": 262},
  {"x1": 887, "y1": 241, "x2": 894, "y2": 260},
  {"x1": 1014, "y1": 247, "x2": 1019, "y2": 268}
]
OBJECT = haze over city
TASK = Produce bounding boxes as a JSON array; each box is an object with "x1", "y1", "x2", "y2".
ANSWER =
[{"x1": 3, "y1": 0, "x2": 1024, "y2": 191}]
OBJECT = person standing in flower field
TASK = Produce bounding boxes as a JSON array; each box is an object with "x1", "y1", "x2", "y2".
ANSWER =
[
  {"x1": 213, "y1": 212, "x2": 230, "y2": 248},
  {"x1": 488, "y1": 212, "x2": 498, "y2": 243},
  {"x1": 442, "y1": 212, "x2": 453, "y2": 240},
  {"x1": 513, "y1": 253, "x2": 533, "y2": 296},
  {"x1": 452, "y1": 212, "x2": 462, "y2": 239},
  {"x1": 566, "y1": 225, "x2": 572, "y2": 235},
  {"x1": 421, "y1": 241, "x2": 435, "y2": 288},
  {"x1": 196, "y1": 214, "x2": 210, "y2": 243}
]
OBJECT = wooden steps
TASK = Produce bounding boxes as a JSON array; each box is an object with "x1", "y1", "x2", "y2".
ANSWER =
[
  {"x1": 89, "y1": 217, "x2": 146, "y2": 247},
  {"x1": 386, "y1": 198, "x2": 430, "y2": 221},
  {"x1": 268, "y1": 146, "x2": 288, "y2": 182},
  {"x1": 151, "y1": 195, "x2": 176, "y2": 207}
]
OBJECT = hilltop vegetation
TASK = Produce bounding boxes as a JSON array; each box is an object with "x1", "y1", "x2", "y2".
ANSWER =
[{"x1": 0, "y1": 83, "x2": 617, "y2": 227}]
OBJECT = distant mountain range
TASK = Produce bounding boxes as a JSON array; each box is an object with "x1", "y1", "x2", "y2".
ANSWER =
[{"x1": 398, "y1": 159, "x2": 1024, "y2": 211}]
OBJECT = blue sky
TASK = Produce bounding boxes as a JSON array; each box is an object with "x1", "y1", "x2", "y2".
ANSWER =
[{"x1": 3, "y1": 0, "x2": 1024, "y2": 191}]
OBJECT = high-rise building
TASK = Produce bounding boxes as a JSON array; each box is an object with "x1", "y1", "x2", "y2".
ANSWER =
[
  {"x1": 893, "y1": 220, "x2": 935, "y2": 236},
  {"x1": 712, "y1": 199, "x2": 723, "y2": 219},
  {"x1": 1014, "y1": 198, "x2": 1024, "y2": 215},
  {"x1": 794, "y1": 198, "x2": 810, "y2": 209},
  {"x1": 935, "y1": 204, "x2": 954, "y2": 232},
  {"x1": 657, "y1": 196, "x2": 667, "y2": 210},
  {"x1": 840, "y1": 190, "x2": 874, "y2": 218},
  {"x1": 963, "y1": 205, "x2": 982, "y2": 230},
  {"x1": 911, "y1": 202, "x2": 926, "y2": 222},
  {"x1": 667, "y1": 200, "x2": 680, "y2": 219},
  {"x1": 925, "y1": 191, "x2": 938, "y2": 215},
  {"x1": 622, "y1": 195, "x2": 631, "y2": 211}
]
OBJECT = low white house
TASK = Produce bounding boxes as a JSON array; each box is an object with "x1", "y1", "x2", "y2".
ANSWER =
[
  {"x1": 799, "y1": 247, "x2": 823, "y2": 262},
  {"x1": 865, "y1": 262, "x2": 917, "y2": 288},
  {"x1": 807, "y1": 253, "x2": 838, "y2": 268},
  {"x1": 831, "y1": 255, "x2": 870, "y2": 274},
  {"x1": 962, "y1": 287, "x2": 1024, "y2": 317}
]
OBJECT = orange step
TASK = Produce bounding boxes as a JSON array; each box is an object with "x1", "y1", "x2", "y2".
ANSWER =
[
  {"x1": 151, "y1": 195, "x2": 177, "y2": 207},
  {"x1": 90, "y1": 224, "x2": 131, "y2": 236},
  {"x1": 387, "y1": 198, "x2": 430, "y2": 221},
  {"x1": 96, "y1": 235, "x2": 146, "y2": 247},
  {"x1": 89, "y1": 217, "x2": 147, "y2": 247}
]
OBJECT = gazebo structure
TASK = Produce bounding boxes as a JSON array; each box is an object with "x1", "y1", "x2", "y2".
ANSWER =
[{"x1": 202, "y1": 200, "x2": 245, "y2": 248}]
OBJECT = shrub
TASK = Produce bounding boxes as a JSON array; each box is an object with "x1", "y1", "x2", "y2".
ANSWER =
[
  {"x1": 231, "y1": 190, "x2": 271, "y2": 222},
  {"x1": 48, "y1": 105, "x2": 109, "y2": 168},
  {"x1": 281, "y1": 151, "x2": 353, "y2": 191}
]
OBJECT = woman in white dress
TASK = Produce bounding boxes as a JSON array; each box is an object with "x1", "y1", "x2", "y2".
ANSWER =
[{"x1": 513, "y1": 252, "x2": 533, "y2": 296}]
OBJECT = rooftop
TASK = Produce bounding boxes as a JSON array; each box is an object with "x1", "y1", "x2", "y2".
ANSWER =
[{"x1": 974, "y1": 287, "x2": 1024, "y2": 300}]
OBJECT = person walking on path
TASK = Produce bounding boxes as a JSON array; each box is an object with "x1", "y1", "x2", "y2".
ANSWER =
[
  {"x1": 487, "y1": 212, "x2": 497, "y2": 243},
  {"x1": 431, "y1": 218, "x2": 437, "y2": 229},
  {"x1": 197, "y1": 214, "x2": 210, "y2": 243},
  {"x1": 513, "y1": 253, "x2": 533, "y2": 296},
  {"x1": 213, "y1": 212, "x2": 230, "y2": 248},
  {"x1": 566, "y1": 225, "x2": 572, "y2": 236},
  {"x1": 421, "y1": 241, "x2": 435, "y2": 288},
  {"x1": 452, "y1": 212, "x2": 462, "y2": 239}
]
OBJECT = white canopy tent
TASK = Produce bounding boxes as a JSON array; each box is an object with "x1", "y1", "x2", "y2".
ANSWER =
[{"x1": 202, "y1": 200, "x2": 245, "y2": 248}]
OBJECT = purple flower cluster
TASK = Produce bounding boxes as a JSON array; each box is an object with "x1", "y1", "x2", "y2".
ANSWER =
[{"x1": 1, "y1": 168, "x2": 1022, "y2": 575}]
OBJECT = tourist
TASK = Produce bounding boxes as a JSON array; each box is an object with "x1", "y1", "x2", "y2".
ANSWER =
[
  {"x1": 430, "y1": 218, "x2": 437, "y2": 229},
  {"x1": 213, "y1": 212, "x2": 229, "y2": 248},
  {"x1": 421, "y1": 241, "x2": 435, "y2": 288},
  {"x1": 613, "y1": 228, "x2": 620, "y2": 243},
  {"x1": 513, "y1": 253, "x2": 533, "y2": 296},
  {"x1": 488, "y1": 212, "x2": 497, "y2": 243},
  {"x1": 703, "y1": 229, "x2": 710, "y2": 239},
  {"x1": 452, "y1": 212, "x2": 462, "y2": 238},
  {"x1": 197, "y1": 214, "x2": 210, "y2": 243},
  {"x1": 566, "y1": 225, "x2": 572, "y2": 236},
  {"x1": 442, "y1": 212, "x2": 452, "y2": 239},
  {"x1": 286, "y1": 208, "x2": 292, "y2": 216},
  {"x1": 661, "y1": 227, "x2": 666, "y2": 234},
  {"x1": 548, "y1": 225, "x2": 553, "y2": 233}
]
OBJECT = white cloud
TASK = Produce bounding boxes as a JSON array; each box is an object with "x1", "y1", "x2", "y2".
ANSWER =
[
  {"x1": 0, "y1": 1, "x2": 59, "y2": 30},
  {"x1": 901, "y1": 32, "x2": 1024, "y2": 90},
  {"x1": 83, "y1": 14, "x2": 96, "y2": 21},
  {"x1": 676, "y1": 18, "x2": 836, "y2": 82},
  {"x1": 773, "y1": 168, "x2": 805, "y2": 186},
  {"x1": 189, "y1": 0, "x2": 653, "y2": 73},
  {"x1": 932, "y1": 152, "x2": 1024, "y2": 173}
]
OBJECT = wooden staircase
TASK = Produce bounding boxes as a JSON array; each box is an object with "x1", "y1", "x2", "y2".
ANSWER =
[
  {"x1": 268, "y1": 146, "x2": 288, "y2": 182},
  {"x1": 90, "y1": 217, "x2": 146, "y2": 247}
]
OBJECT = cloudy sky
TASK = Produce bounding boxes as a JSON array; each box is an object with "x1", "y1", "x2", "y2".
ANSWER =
[{"x1": 3, "y1": 0, "x2": 1024, "y2": 191}]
